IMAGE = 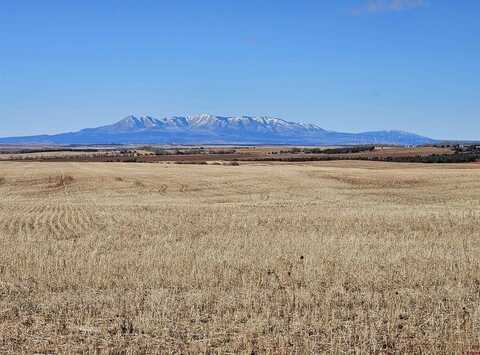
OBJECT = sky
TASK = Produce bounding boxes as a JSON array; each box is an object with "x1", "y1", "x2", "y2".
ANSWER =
[{"x1": 1, "y1": 0, "x2": 479, "y2": 140}]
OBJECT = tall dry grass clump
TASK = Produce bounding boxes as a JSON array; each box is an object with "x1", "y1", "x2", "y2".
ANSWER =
[{"x1": 0, "y1": 161, "x2": 479, "y2": 353}]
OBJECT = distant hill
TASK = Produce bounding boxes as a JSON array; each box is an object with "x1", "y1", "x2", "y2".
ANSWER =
[{"x1": 0, "y1": 114, "x2": 436, "y2": 145}]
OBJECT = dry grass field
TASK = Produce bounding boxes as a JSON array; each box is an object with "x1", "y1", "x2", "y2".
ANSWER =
[{"x1": 0, "y1": 161, "x2": 480, "y2": 354}]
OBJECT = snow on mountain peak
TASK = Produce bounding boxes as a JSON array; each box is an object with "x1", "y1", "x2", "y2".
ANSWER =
[{"x1": 109, "y1": 114, "x2": 329, "y2": 135}]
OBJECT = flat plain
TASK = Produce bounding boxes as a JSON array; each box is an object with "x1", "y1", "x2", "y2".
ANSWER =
[{"x1": 0, "y1": 161, "x2": 479, "y2": 354}]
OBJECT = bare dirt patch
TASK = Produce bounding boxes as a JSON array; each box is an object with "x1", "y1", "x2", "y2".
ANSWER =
[{"x1": 326, "y1": 174, "x2": 426, "y2": 188}]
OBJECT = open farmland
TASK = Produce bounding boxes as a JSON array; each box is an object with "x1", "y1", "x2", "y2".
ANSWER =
[
  {"x1": 0, "y1": 161, "x2": 480, "y2": 353},
  {"x1": 0, "y1": 145, "x2": 458, "y2": 163}
]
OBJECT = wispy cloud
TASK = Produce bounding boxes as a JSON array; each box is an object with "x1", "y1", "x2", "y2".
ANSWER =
[{"x1": 352, "y1": 0, "x2": 427, "y2": 15}]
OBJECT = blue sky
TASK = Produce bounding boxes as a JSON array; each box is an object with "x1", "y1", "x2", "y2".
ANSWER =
[{"x1": 1, "y1": 0, "x2": 479, "y2": 140}]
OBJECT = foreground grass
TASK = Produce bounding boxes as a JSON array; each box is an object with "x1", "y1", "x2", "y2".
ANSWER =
[{"x1": 0, "y1": 161, "x2": 479, "y2": 354}]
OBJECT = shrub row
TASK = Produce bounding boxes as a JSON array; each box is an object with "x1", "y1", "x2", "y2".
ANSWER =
[{"x1": 256, "y1": 153, "x2": 480, "y2": 164}]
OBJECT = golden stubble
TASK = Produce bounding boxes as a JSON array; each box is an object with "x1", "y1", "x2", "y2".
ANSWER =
[{"x1": 0, "y1": 161, "x2": 479, "y2": 354}]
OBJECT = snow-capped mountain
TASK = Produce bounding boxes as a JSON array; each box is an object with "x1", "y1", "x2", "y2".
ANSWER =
[
  {"x1": 91, "y1": 114, "x2": 327, "y2": 134},
  {"x1": 0, "y1": 114, "x2": 436, "y2": 145}
]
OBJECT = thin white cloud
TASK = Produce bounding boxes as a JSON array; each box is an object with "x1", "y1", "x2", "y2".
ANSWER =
[{"x1": 353, "y1": 0, "x2": 427, "y2": 15}]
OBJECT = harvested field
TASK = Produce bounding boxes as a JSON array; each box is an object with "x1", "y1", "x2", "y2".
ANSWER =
[
  {"x1": 0, "y1": 145, "x2": 457, "y2": 164},
  {"x1": 0, "y1": 161, "x2": 480, "y2": 353}
]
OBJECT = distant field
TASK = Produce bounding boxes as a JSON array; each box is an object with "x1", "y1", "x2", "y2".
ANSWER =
[
  {"x1": 0, "y1": 161, "x2": 479, "y2": 353},
  {"x1": 0, "y1": 145, "x2": 456, "y2": 163}
]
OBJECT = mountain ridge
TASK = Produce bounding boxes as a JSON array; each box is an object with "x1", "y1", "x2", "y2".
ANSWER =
[{"x1": 0, "y1": 114, "x2": 436, "y2": 145}]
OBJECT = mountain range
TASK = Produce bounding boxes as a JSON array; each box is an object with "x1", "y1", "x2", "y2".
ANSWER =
[{"x1": 0, "y1": 114, "x2": 436, "y2": 145}]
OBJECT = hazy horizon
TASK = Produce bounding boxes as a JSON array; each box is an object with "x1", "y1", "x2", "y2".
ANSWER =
[{"x1": 1, "y1": 0, "x2": 479, "y2": 140}]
